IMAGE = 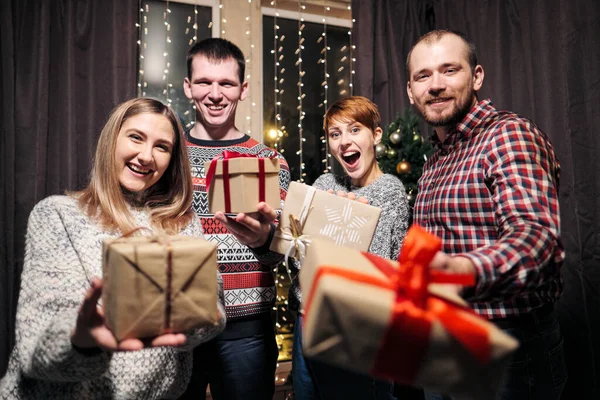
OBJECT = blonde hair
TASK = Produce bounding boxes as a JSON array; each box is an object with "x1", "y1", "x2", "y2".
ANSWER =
[
  {"x1": 73, "y1": 98, "x2": 193, "y2": 234},
  {"x1": 323, "y1": 96, "x2": 381, "y2": 134}
]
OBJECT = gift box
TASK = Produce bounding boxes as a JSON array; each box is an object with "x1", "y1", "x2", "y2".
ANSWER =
[
  {"x1": 270, "y1": 181, "x2": 381, "y2": 260},
  {"x1": 204, "y1": 151, "x2": 281, "y2": 214},
  {"x1": 102, "y1": 235, "x2": 219, "y2": 341},
  {"x1": 299, "y1": 226, "x2": 519, "y2": 400}
]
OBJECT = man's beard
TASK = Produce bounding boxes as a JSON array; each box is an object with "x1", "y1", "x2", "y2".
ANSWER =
[{"x1": 416, "y1": 91, "x2": 476, "y2": 128}]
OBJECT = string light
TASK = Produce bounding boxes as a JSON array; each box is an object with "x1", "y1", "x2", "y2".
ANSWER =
[
  {"x1": 297, "y1": 0, "x2": 306, "y2": 183},
  {"x1": 219, "y1": 0, "x2": 225, "y2": 36},
  {"x1": 349, "y1": 5, "x2": 355, "y2": 95},
  {"x1": 139, "y1": 3, "x2": 151, "y2": 97},
  {"x1": 163, "y1": 1, "x2": 172, "y2": 104},
  {"x1": 137, "y1": 5, "x2": 145, "y2": 97},
  {"x1": 271, "y1": 2, "x2": 293, "y2": 367},
  {"x1": 182, "y1": 2, "x2": 200, "y2": 129},
  {"x1": 272, "y1": 2, "x2": 282, "y2": 152},
  {"x1": 245, "y1": 0, "x2": 253, "y2": 134},
  {"x1": 319, "y1": 1, "x2": 330, "y2": 173}
]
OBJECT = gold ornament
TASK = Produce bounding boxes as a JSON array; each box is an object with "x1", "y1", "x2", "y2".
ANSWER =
[
  {"x1": 396, "y1": 160, "x2": 411, "y2": 175},
  {"x1": 386, "y1": 148, "x2": 398, "y2": 159},
  {"x1": 375, "y1": 143, "x2": 387, "y2": 159}
]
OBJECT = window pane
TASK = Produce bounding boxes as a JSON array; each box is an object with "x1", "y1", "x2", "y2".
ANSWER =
[
  {"x1": 263, "y1": 15, "x2": 351, "y2": 185},
  {"x1": 138, "y1": 1, "x2": 212, "y2": 128}
]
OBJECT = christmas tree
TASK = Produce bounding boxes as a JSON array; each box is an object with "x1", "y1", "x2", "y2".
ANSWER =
[{"x1": 376, "y1": 108, "x2": 434, "y2": 207}]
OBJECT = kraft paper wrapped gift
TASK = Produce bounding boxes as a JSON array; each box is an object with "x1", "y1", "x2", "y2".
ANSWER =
[
  {"x1": 102, "y1": 235, "x2": 219, "y2": 341},
  {"x1": 299, "y1": 226, "x2": 519, "y2": 400},
  {"x1": 270, "y1": 181, "x2": 381, "y2": 259},
  {"x1": 204, "y1": 151, "x2": 281, "y2": 214}
]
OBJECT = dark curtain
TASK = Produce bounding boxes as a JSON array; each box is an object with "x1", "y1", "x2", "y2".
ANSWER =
[
  {"x1": 353, "y1": 0, "x2": 600, "y2": 397},
  {"x1": 0, "y1": 0, "x2": 138, "y2": 376}
]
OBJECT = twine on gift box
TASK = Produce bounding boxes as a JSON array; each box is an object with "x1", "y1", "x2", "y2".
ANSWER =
[
  {"x1": 275, "y1": 186, "x2": 316, "y2": 277},
  {"x1": 280, "y1": 213, "x2": 312, "y2": 284},
  {"x1": 107, "y1": 227, "x2": 175, "y2": 334}
]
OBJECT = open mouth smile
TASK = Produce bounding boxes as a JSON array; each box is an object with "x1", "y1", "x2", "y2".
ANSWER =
[
  {"x1": 342, "y1": 151, "x2": 361, "y2": 167},
  {"x1": 206, "y1": 104, "x2": 227, "y2": 111},
  {"x1": 128, "y1": 163, "x2": 152, "y2": 175}
]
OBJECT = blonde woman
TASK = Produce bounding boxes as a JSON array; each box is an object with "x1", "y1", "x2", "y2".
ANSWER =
[{"x1": 0, "y1": 98, "x2": 225, "y2": 399}]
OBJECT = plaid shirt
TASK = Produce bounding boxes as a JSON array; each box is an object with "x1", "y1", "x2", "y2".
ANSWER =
[{"x1": 414, "y1": 99, "x2": 564, "y2": 320}]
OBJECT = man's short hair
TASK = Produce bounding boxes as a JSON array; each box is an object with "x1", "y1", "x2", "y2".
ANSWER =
[
  {"x1": 186, "y1": 38, "x2": 245, "y2": 83},
  {"x1": 406, "y1": 29, "x2": 478, "y2": 77}
]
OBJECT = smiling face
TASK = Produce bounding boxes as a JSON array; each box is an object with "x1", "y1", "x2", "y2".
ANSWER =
[
  {"x1": 328, "y1": 119, "x2": 383, "y2": 187},
  {"x1": 115, "y1": 113, "x2": 175, "y2": 193},
  {"x1": 407, "y1": 33, "x2": 484, "y2": 138},
  {"x1": 183, "y1": 55, "x2": 248, "y2": 138}
]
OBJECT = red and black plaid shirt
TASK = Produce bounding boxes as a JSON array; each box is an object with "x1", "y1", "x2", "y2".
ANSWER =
[{"x1": 414, "y1": 99, "x2": 564, "y2": 320}]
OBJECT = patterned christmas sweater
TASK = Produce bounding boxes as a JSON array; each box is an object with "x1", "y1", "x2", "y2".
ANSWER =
[{"x1": 186, "y1": 132, "x2": 291, "y2": 322}]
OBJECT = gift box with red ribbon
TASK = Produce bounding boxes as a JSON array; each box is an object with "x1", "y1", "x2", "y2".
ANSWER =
[
  {"x1": 204, "y1": 151, "x2": 281, "y2": 214},
  {"x1": 299, "y1": 226, "x2": 519, "y2": 400},
  {"x1": 102, "y1": 235, "x2": 219, "y2": 341}
]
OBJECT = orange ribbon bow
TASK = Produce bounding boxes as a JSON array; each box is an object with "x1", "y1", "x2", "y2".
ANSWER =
[{"x1": 304, "y1": 225, "x2": 491, "y2": 384}]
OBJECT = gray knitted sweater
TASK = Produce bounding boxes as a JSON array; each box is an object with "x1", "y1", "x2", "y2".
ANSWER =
[
  {"x1": 0, "y1": 195, "x2": 226, "y2": 400},
  {"x1": 288, "y1": 173, "x2": 410, "y2": 311}
]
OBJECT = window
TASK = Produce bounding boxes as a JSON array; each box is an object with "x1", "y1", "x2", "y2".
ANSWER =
[
  {"x1": 263, "y1": 12, "x2": 353, "y2": 184},
  {"x1": 137, "y1": 0, "x2": 215, "y2": 128},
  {"x1": 262, "y1": 5, "x2": 353, "y2": 363}
]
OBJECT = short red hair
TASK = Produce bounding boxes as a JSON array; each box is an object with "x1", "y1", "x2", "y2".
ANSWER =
[{"x1": 323, "y1": 96, "x2": 381, "y2": 134}]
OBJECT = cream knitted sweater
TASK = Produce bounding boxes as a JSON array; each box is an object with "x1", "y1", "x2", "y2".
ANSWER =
[{"x1": 0, "y1": 195, "x2": 225, "y2": 399}]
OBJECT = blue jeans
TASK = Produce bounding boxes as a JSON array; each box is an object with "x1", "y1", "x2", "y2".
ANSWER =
[
  {"x1": 292, "y1": 314, "x2": 396, "y2": 400},
  {"x1": 426, "y1": 305, "x2": 567, "y2": 400},
  {"x1": 498, "y1": 306, "x2": 567, "y2": 400},
  {"x1": 292, "y1": 315, "x2": 318, "y2": 400},
  {"x1": 181, "y1": 318, "x2": 279, "y2": 400}
]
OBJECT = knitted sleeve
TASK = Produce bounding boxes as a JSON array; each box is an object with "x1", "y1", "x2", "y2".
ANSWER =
[
  {"x1": 377, "y1": 175, "x2": 410, "y2": 261},
  {"x1": 176, "y1": 216, "x2": 226, "y2": 350},
  {"x1": 250, "y1": 148, "x2": 291, "y2": 267},
  {"x1": 15, "y1": 197, "x2": 111, "y2": 382}
]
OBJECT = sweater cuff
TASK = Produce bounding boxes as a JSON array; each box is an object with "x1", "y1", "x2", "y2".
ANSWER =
[
  {"x1": 249, "y1": 223, "x2": 276, "y2": 255},
  {"x1": 29, "y1": 309, "x2": 110, "y2": 382}
]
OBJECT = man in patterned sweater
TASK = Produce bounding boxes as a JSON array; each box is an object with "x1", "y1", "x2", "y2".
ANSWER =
[{"x1": 180, "y1": 38, "x2": 290, "y2": 400}]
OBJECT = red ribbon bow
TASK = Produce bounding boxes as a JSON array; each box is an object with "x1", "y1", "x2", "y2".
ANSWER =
[
  {"x1": 304, "y1": 226, "x2": 490, "y2": 384},
  {"x1": 205, "y1": 150, "x2": 274, "y2": 213}
]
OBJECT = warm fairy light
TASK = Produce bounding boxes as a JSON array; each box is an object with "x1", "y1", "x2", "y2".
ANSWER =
[
  {"x1": 297, "y1": 0, "x2": 305, "y2": 182},
  {"x1": 219, "y1": 1, "x2": 225, "y2": 35},
  {"x1": 245, "y1": 0, "x2": 253, "y2": 134},
  {"x1": 163, "y1": 1, "x2": 171, "y2": 104},
  {"x1": 273, "y1": 1, "x2": 281, "y2": 151},
  {"x1": 137, "y1": 5, "x2": 145, "y2": 96},
  {"x1": 321, "y1": 0, "x2": 330, "y2": 172}
]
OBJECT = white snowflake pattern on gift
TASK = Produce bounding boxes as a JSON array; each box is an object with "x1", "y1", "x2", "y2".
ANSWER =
[{"x1": 319, "y1": 202, "x2": 368, "y2": 246}]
